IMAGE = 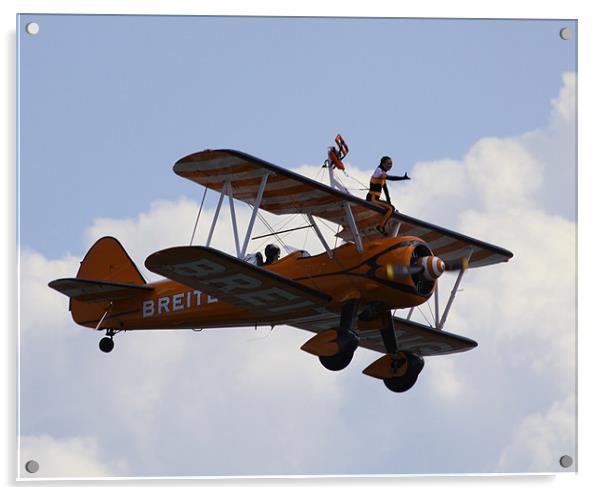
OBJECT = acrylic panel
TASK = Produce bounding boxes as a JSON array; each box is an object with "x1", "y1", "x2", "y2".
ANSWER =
[{"x1": 17, "y1": 14, "x2": 577, "y2": 478}]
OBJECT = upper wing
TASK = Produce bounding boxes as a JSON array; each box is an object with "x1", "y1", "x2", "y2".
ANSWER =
[
  {"x1": 174, "y1": 149, "x2": 513, "y2": 269},
  {"x1": 174, "y1": 148, "x2": 383, "y2": 235},
  {"x1": 386, "y1": 212, "x2": 512, "y2": 270},
  {"x1": 145, "y1": 246, "x2": 336, "y2": 323}
]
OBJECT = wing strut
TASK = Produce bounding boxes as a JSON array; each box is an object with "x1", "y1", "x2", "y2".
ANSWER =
[
  {"x1": 226, "y1": 181, "x2": 241, "y2": 257},
  {"x1": 402, "y1": 248, "x2": 473, "y2": 330},
  {"x1": 437, "y1": 248, "x2": 473, "y2": 330},
  {"x1": 343, "y1": 202, "x2": 364, "y2": 254},
  {"x1": 241, "y1": 172, "x2": 269, "y2": 258},
  {"x1": 306, "y1": 214, "x2": 333, "y2": 258},
  {"x1": 206, "y1": 182, "x2": 226, "y2": 247}
]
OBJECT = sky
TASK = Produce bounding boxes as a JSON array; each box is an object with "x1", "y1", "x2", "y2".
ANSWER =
[{"x1": 16, "y1": 14, "x2": 577, "y2": 478}]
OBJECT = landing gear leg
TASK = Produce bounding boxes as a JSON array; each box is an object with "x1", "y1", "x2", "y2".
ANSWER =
[
  {"x1": 379, "y1": 311, "x2": 424, "y2": 393},
  {"x1": 99, "y1": 329, "x2": 116, "y2": 353},
  {"x1": 319, "y1": 299, "x2": 361, "y2": 372},
  {"x1": 336, "y1": 298, "x2": 361, "y2": 354}
]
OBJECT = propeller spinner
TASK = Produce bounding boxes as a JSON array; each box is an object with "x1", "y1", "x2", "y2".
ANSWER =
[
  {"x1": 385, "y1": 255, "x2": 446, "y2": 280},
  {"x1": 417, "y1": 256, "x2": 446, "y2": 280}
]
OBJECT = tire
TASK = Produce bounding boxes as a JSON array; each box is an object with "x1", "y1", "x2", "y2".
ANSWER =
[
  {"x1": 383, "y1": 373, "x2": 419, "y2": 393},
  {"x1": 383, "y1": 353, "x2": 424, "y2": 393},
  {"x1": 99, "y1": 337, "x2": 114, "y2": 353},
  {"x1": 319, "y1": 350, "x2": 354, "y2": 371}
]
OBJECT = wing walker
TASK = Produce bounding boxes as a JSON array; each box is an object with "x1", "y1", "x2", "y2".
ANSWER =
[{"x1": 50, "y1": 136, "x2": 513, "y2": 393}]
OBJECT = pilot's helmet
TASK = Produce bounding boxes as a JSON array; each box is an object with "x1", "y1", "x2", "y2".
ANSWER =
[{"x1": 265, "y1": 243, "x2": 281, "y2": 259}]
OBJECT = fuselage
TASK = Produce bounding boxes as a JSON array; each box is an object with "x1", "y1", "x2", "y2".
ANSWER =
[{"x1": 81, "y1": 236, "x2": 434, "y2": 331}]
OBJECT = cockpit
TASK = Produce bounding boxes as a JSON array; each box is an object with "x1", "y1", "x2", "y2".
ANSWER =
[{"x1": 244, "y1": 245, "x2": 310, "y2": 266}]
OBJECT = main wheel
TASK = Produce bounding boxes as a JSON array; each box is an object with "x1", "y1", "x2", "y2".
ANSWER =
[
  {"x1": 99, "y1": 337, "x2": 114, "y2": 353},
  {"x1": 383, "y1": 373, "x2": 419, "y2": 393},
  {"x1": 383, "y1": 353, "x2": 424, "y2": 393},
  {"x1": 319, "y1": 350, "x2": 354, "y2": 371}
]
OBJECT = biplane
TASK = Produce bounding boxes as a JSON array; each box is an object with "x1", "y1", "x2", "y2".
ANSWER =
[{"x1": 49, "y1": 136, "x2": 513, "y2": 393}]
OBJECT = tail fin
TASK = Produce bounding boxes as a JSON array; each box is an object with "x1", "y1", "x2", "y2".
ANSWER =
[
  {"x1": 76, "y1": 236, "x2": 146, "y2": 285},
  {"x1": 49, "y1": 237, "x2": 149, "y2": 328}
]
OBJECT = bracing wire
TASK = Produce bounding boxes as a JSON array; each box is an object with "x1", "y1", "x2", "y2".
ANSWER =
[
  {"x1": 416, "y1": 305, "x2": 433, "y2": 328},
  {"x1": 334, "y1": 224, "x2": 341, "y2": 250},
  {"x1": 302, "y1": 216, "x2": 312, "y2": 252},
  {"x1": 342, "y1": 169, "x2": 369, "y2": 191},
  {"x1": 426, "y1": 299, "x2": 436, "y2": 327},
  {"x1": 247, "y1": 204, "x2": 315, "y2": 256},
  {"x1": 314, "y1": 163, "x2": 326, "y2": 183},
  {"x1": 190, "y1": 186, "x2": 208, "y2": 246},
  {"x1": 315, "y1": 216, "x2": 338, "y2": 234},
  {"x1": 235, "y1": 162, "x2": 361, "y2": 257},
  {"x1": 255, "y1": 210, "x2": 290, "y2": 253}
]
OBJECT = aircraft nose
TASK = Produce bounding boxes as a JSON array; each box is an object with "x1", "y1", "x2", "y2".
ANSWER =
[{"x1": 418, "y1": 256, "x2": 445, "y2": 280}]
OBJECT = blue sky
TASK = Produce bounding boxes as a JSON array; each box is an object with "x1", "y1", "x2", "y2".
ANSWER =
[
  {"x1": 17, "y1": 14, "x2": 577, "y2": 478},
  {"x1": 18, "y1": 15, "x2": 575, "y2": 258}
]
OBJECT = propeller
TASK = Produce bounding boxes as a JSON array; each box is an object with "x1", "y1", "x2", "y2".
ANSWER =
[
  {"x1": 386, "y1": 264, "x2": 424, "y2": 278},
  {"x1": 386, "y1": 255, "x2": 446, "y2": 281}
]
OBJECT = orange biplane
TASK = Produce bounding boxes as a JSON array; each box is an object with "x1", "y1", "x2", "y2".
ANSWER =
[{"x1": 49, "y1": 137, "x2": 513, "y2": 393}]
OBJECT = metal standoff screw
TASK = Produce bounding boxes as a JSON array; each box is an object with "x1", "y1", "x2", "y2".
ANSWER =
[
  {"x1": 25, "y1": 22, "x2": 39, "y2": 35},
  {"x1": 559, "y1": 27, "x2": 572, "y2": 40},
  {"x1": 25, "y1": 460, "x2": 39, "y2": 474}
]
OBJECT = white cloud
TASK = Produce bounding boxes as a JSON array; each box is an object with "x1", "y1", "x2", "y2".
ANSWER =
[
  {"x1": 497, "y1": 395, "x2": 576, "y2": 472},
  {"x1": 424, "y1": 357, "x2": 466, "y2": 401},
  {"x1": 19, "y1": 435, "x2": 129, "y2": 478},
  {"x1": 456, "y1": 208, "x2": 576, "y2": 386},
  {"x1": 464, "y1": 137, "x2": 544, "y2": 212},
  {"x1": 19, "y1": 250, "x2": 80, "y2": 341},
  {"x1": 551, "y1": 72, "x2": 576, "y2": 126}
]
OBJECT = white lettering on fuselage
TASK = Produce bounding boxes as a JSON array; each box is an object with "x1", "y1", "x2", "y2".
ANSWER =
[{"x1": 142, "y1": 289, "x2": 216, "y2": 318}]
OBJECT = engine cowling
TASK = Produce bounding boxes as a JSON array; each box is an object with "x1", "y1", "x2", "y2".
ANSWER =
[
  {"x1": 384, "y1": 241, "x2": 445, "y2": 296},
  {"x1": 410, "y1": 244, "x2": 443, "y2": 296}
]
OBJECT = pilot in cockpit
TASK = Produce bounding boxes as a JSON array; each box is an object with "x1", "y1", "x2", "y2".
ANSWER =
[
  {"x1": 247, "y1": 243, "x2": 281, "y2": 266},
  {"x1": 262, "y1": 244, "x2": 281, "y2": 265}
]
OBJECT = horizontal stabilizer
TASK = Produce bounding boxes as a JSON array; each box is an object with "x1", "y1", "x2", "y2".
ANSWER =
[{"x1": 49, "y1": 277, "x2": 153, "y2": 303}]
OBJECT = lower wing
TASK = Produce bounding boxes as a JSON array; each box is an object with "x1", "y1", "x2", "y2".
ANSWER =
[
  {"x1": 294, "y1": 315, "x2": 477, "y2": 356},
  {"x1": 144, "y1": 246, "x2": 335, "y2": 323}
]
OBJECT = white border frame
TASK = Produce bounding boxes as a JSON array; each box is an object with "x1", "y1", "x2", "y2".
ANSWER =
[{"x1": 5, "y1": 1, "x2": 598, "y2": 492}]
